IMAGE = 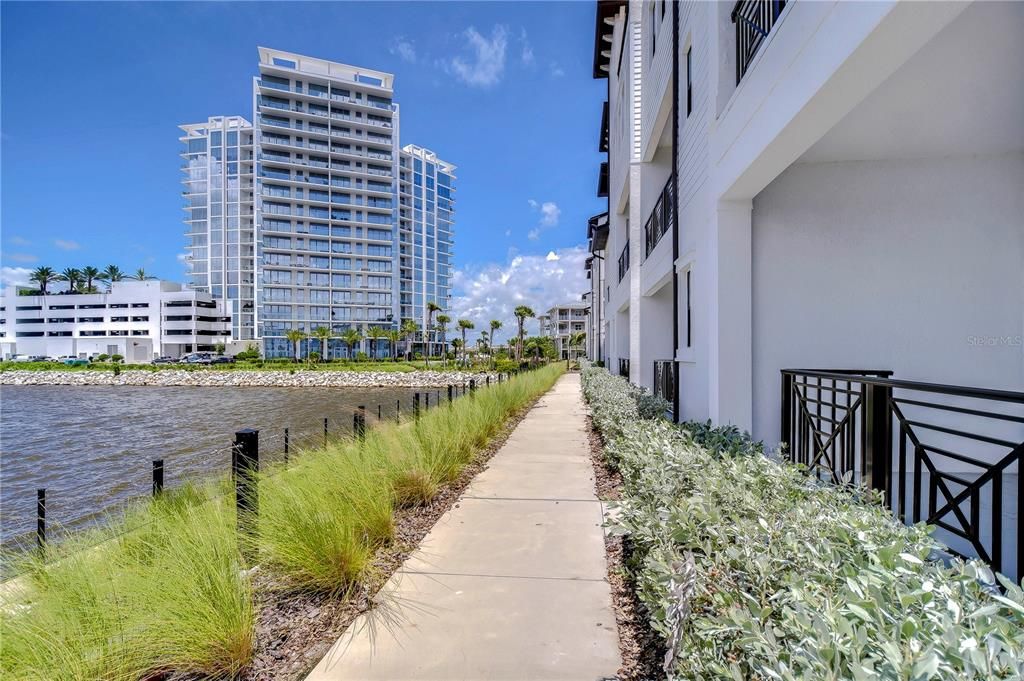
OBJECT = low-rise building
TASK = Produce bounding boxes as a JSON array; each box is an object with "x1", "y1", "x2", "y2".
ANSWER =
[
  {"x1": 0, "y1": 280, "x2": 231, "y2": 362},
  {"x1": 539, "y1": 302, "x2": 588, "y2": 359}
]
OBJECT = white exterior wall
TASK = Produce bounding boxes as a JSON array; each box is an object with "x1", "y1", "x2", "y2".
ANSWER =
[
  {"x1": 0, "y1": 281, "x2": 230, "y2": 362},
  {"x1": 592, "y1": 0, "x2": 1022, "y2": 435},
  {"x1": 751, "y1": 153, "x2": 1024, "y2": 442}
]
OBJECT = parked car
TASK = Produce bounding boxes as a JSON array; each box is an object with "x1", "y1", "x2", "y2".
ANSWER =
[
  {"x1": 60, "y1": 356, "x2": 90, "y2": 367},
  {"x1": 209, "y1": 355, "x2": 235, "y2": 365},
  {"x1": 180, "y1": 353, "x2": 213, "y2": 365},
  {"x1": 7, "y1": 355, "x2": 34, "y2": 363},
  {"x1": 151, "y1": 356, "x2": 178, "y2": 365}
]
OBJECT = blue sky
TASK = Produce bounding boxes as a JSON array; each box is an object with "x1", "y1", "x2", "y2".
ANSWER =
[{"x1": 0, "y1": 1, "x2": 602, "y2": 335}]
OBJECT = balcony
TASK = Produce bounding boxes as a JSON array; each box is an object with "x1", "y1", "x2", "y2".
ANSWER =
[
  {"x1": 644, "y1": 173, "x2": 675, "y2": 258},
  {"x1": 588, "y1": 212, "x2": 609, "y2": 254},
  {"x1": 617, "y1": 240, "x2": 629, "y2": 283},
  {"x1": 597, "y1": 161, "x2": 609, "y2": 198},
  {"x1": 731, "y1": 0, "x2": 788, "y2": 84},
  {"x1": 599, "y1": 101, "x2": 609, "y2": 152},
  {"x1": 781, "y1": 369, "x2": 1024, "y2": 578}
]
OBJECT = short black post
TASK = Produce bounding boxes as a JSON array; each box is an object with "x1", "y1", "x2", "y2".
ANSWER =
[
  {"x1": 864, "y1": 382, "x2": 893, "y2": 495},
  {"x1": 486, "y1": 375, "x2": 491, "y2": 387},
  {"x1": 152, "y1": 459, "x2": 164, "y2": 496},
  {"x1": 378, "y1": 404, "x2": 382, "y2": 420},
  {"x1": 233, "y1": 429, "x2": 259, "y2": 559},
  {"x1": 36, "y1": 489, "x2": 45, "y2": 556},
  {"x1": 355, "y1": 405, "x2": 366, "y2": 440},
  {"x1": 284, "y1": 427, "x2": 290, "y2": 462},
  {"x1": 436, "y1": 390, "x2": 440, "y2": 404},
  {"x1": 447, "y1": 384, "x2": 454, "y2": 403},
  {"x1": 413, "y1": 392, "x2": 421, "y2": 420},
  {"x1": 396, "y1": 399, "x2": 401, "y2": 423},
  {"x1": 324, "y1": 417, "x2": 329, "y2": 445},
  {"x1": 470, "y1": 378, "x2": 476, "y2": 394},
  {"x1": 425, "y1": 392, "x2": 430, "y2": 409},
  {"x1": 780, "y1": 372, "x2": 793, "y2": 460}
]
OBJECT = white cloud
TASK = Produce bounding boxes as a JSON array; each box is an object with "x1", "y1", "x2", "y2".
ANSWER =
[
  {"x1": 539, "y1": 201, "x2": 561, "y2": 227},
  {"x1": 550, "y1": 62, "x2": 565, "y2": 78},
  {"x1": 390, "y1": 37, "x2": 417, "y2": 63},
  {"x1": 0, "y1": 265, "x2": 34, "y2": 294},
  {"x1": 446, "y1": 25, "x2": 508, "y2": 87},
  {"x1": 176, "y1": 253, "x2": 190, "y2": 270},
  {"x1": 520, "y1": 28, "x2": 535, "y2": 66},
  {"x1": 525, "y1": 199, "x2": 561, "y2": 240},
  {"x1": 4, "y1": 253, "x2": 38, "y2": 263},
  {"x1": 53, "y1": 239, "x2": 80, "y2": 251},
  {"x1": 449, "y1": 245, "x2": 589, "y2": 341},
  {"x1": 504, "y1": 229, "x2": 512, "y2": 237},
  {"x1": 9, "y1": 236, "x2": 31, "y2": 247}
]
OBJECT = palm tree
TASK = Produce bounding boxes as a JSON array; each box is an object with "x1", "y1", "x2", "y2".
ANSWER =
[
  {"x1": 29, "y1": 266, "x2": 57, "y2": 295},
  {"x1": 385, "y1": 328, "x2": 402, "y2": 361},
  {"x1": 313, "y1": 326, "x2": 332, "y2": 362},
  {"x1": 400, "y1": 319, "x2": 419, "y2": 360},
  {"x1": 478, "y1": 330, "x2": 489, "y2": 358},
  {"x1": 131, "y1": 268, "x2": 154, "y2": 281},
  {"x1": 450, "y1": 338, "x2": 463, "y2": 365},
  {"x1": 341, "y1": 328, "x2": 363, "y2": 360},
  {"x1": 568, "y1": 331, "x2": 587, "y2": 361},
  {"x1": 489, "y1": 319, "x2": 502, "y2": 368},
  {"x1": 435, "y1": 314, "x2": 451, "y2": 366},
  {"x1": 513, "y1": 306, "x2": 535, "y2": 362},
  {"x1": 425, "y1": 301, "x2": 442, "y2": 366},
  {"x1": 367, "y1": 326, "x2": 387, "y2": 361},
  {"x1": 59, "y1": 267, "x2": 83, "y2": 293},
  {"x1": 81, "y1": 266, "x2": 101, "y2": 293},
  {"x1": 457, "y1": 319, "x2": 475, "y2": 368},
  {"x1": 100, "y1": 265, "x2": 124, "y2": 291},
  {"x1": 284, "y1": 328, "x2": 306, "y2": 362}
]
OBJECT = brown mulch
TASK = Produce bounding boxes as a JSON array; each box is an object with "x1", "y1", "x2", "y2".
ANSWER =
[
  {"x1": 242, "y1": 398, "x2": 541, "y2": 680},
  {"x1": 586, "y1": 414, "x2": 666, "y2": 681}
]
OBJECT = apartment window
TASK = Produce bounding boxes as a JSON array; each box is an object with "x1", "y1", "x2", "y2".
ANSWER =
[
  {"x1": 686, "y1": 46, "x2": 693, "y2": 117},
  {"x1": 131, "y1": 303, "x2": 149, "y2": 308},
  {"x1": 15, "y1": 305, "x2": 42, "y2": 311},
  {"x1": 685, "y1": 269, "x2": 692, "y2": 348}
]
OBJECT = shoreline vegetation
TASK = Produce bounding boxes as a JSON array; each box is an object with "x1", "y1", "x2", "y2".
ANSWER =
[
  {"x1": 0, "y1": 363, "x2": 565, "y2": 679},
  {"x1": 582, "y1": 364, "x2": 1024, "y2": 679}
]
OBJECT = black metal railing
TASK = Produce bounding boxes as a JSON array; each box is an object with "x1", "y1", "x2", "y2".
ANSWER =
[
  {"x1": 781, "y1": 368, "x2": 1024, "y2": 578},
  {"x1": 731, "y1": 0, "x2": 788, "y2": 84},
  {"x1": 654, "y1": 360, "x2": 675, "y2": 415},
  {"x1": 619, "y1": 358, "x2": 630, "y2": 378},
  {"x1": 644, "y1": 174, "x2": 676, "y2": 258},
  {"x1": 618, "y1": 240, "x2": 630, "y2": 282}
]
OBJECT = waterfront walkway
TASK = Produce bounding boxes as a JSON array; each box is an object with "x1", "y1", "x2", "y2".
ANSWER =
[{"x1": 306, "y1": 373, "x2": 620, "y2": 681}]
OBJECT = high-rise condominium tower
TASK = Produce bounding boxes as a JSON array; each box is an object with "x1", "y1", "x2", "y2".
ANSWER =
[
  {"x1": 179, "y1": 116, "x2": 257, "y2": 341},
  {"x1": 398, "y1": 145, "x2": 455, "y2": 350},
  {"x1": 180, "y1": 49, "x2": 455, "y2": 358}
]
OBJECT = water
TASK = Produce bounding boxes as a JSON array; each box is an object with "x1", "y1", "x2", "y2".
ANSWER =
[{"x1": 0, "y1": 384, "x2": 449, "y2": 546}]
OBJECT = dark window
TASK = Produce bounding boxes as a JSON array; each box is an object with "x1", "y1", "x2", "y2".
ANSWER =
[
  {"x1": 131, "y1": 303, "x2": 149, "y2": 308},
  {"x1": 15, "y1": 305, "x2": 42, "y2": 311},
  {"x1": 686, "y1": 270, "x2": 692, "y2": 348},
  {"x1": 686, "y1": 47, "x2": 692, "y2": 117}
]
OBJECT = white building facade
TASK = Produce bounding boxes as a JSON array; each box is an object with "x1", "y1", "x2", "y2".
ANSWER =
[
  {"x1": 182, "y1": 49, "x2": 455, "y2": 359},
  {"x1": 0, "y1": 281, "x2": 231, "y2": 362},
  {"x1": 540, "y1": 303, "x2": 588, "y2": 359},
  {"x1": 588, "y1": 0, "x2": 1023, "y2": 574}
]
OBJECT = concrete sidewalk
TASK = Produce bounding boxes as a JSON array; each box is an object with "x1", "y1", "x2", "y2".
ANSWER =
[{"x1": 306, "y1": 372, "x2": 620, "y2": 681}]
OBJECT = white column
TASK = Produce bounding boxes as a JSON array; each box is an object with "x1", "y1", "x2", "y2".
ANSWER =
[{"x1": 708, "y1": 199, "x2": 752, "y2": 430}]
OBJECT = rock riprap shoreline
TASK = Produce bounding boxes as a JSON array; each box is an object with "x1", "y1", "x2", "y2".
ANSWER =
[{"x1": 0, "y1": 369, "x2": 499, "y2": 388}]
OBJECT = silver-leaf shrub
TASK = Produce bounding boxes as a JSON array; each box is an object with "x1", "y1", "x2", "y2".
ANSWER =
[{"x1": 581, "y1": 365, "x2": 1024, "y2": 680}]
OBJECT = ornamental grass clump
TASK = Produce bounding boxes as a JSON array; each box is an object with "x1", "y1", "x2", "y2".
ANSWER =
[
  {"x1": 1, "y1": 486, "x2": 254, "y2": 680},
  {"x1": 581, "y1": 364, "x2": 1024, "y2": 680}
]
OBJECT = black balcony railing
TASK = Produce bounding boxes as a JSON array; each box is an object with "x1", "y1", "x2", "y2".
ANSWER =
[
  {"x1": 619, "y1": 358, "x2": 630, "y2": 379},
  {"x1": 653, "y1": 360, "x2": 675, "y2": 415},
  {"x1": 781, "y1": 369, "x2": 1024, "y2": 579},
  {"x1": 617, "y1": 241, "x2": 630, "y2": 282},
  {"x1": 644, "y1": 174, "x2": 676, "y2": 258},
  {"x1": 597, "y1": 161, "x2": 609, "y2": 198},
  {"x1": 731, "y1": 0, "x2": 788, "y2": 84}
]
